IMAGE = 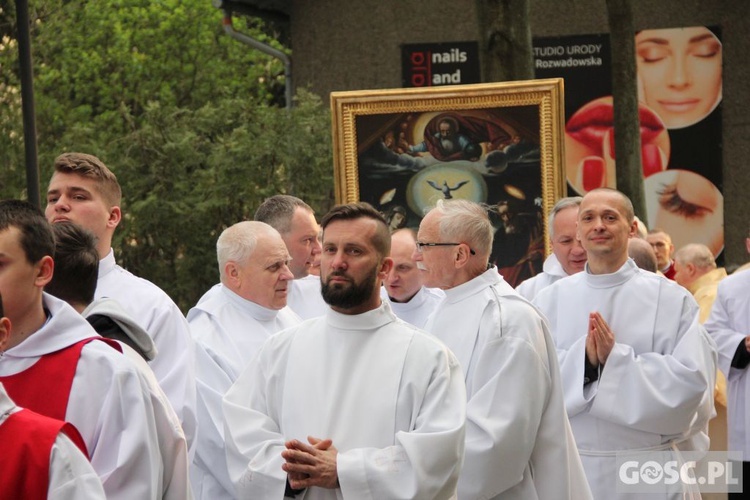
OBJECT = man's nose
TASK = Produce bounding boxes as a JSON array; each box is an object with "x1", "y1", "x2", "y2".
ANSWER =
[
  {"x1": 280, "y1": 264, "x2": 294, "y2": 280},
  {"x1": 53, "y1": 196, "x2": 70, "y2": 211},
  {"x1": 330, "y1": 250, "x2": 348, "y2": 270},
  {"x1": 311, "y1": 238, "x2": 322, "y2": 254}
]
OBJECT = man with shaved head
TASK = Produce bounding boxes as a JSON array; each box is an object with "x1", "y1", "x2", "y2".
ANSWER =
[
  {"x1": 627, "y1": 237, "x2": 658, "y2": 273},
  {"x1": 534, "y1": 188, "x2": 717, "y2": 499},
  {"x1": 381, "y1": 228, "x2": 443, "y2": 328}
]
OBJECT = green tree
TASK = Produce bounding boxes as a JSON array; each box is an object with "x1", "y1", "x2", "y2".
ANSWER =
[
  {"x1": 112, "y1": 91, "x2": 333, "y2": 310},
  {"x1": 0, "y1": 0, "x2": 334, "y2": 311}
]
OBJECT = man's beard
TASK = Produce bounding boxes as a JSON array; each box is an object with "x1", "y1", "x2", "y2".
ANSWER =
[{"x1": 322, "y1": 265, "x2": 379, "y2": 310}]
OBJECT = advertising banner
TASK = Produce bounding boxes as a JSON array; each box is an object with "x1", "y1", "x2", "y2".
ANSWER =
[
  {"x1": 534, "y1": 27, "x2": 724, "y2": 259},
  {"x1": 402, "y1": 41, "x2": 481, "y2": 88}
]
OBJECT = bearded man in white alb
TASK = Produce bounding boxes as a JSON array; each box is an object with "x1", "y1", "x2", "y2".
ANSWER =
[{"x1": 223, "y1": 203, "x2": 466, "y2": 499}]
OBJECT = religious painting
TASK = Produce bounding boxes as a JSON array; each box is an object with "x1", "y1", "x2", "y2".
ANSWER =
[{"x1": 330, "y1": 79, "x2": 566, "y2": 287}]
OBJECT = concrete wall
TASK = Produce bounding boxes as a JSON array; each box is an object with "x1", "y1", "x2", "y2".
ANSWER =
[{"x1": 291, "y1": 0, "x2": 750, "y2": 266}]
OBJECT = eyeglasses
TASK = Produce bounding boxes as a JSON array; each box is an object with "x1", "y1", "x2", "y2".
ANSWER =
[{"x1": 415, "y1": 242, "x2": 476, "y2": 255}]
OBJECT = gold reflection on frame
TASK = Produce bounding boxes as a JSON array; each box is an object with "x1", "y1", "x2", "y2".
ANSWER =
[{"x1": 330, "y1": 79, "x2": 566, "y2": 260}]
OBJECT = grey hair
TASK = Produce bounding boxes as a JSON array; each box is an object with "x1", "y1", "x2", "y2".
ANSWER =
[
  {"x1": 674, "y1": 243, "x2": 716, "y2": 270},
  {"x1": 633, "y1": 216, "x2": 648, "y2": 239},
  {"x1": 217, "y1": 221, "x2": 280, "y2": 280},
  {"x1": 254, "y1": 195, "x2": 314, "y2": 235},
  {"x1": 431, "y1": 199, "x2": 493, "y2": 257},
  {"x1": 548, "y1": 196, "x2": 582, "y2": 238}
]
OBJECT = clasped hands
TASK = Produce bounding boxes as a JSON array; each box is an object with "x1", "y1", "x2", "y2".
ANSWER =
[
  {"x1": 281, "y1": 436, "x2": 339, "y2": 490},
  {"x1": 586, "y1": 311, "x2": 615, "y2": 368}
]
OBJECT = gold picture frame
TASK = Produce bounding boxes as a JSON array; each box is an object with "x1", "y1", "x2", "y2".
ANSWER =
[{"x1": 330, "y1": 79, "x2": 565, "y2": 287}]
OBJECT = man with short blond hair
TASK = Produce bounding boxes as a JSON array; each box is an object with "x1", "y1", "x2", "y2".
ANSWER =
[
  {"x1": 381, "y1": 228, "x2": 443, "y2": 328},
  {"x1": 516, "y1": 196, "x2": 586, "y2": 300},
  {"x1": 416, "y1": 198, "x2": 591, "y2": 499},
  {"x1": 45, "y1": 152, "x2": 198, "y2": 455},
  {"x1": 189, "y1": 221, "x2": 299, "y2": 499}
]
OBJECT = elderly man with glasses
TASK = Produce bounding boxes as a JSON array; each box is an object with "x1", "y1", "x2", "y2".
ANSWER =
[{"x1": 414, "y1": 199, "x2": 592, "y2": 500}]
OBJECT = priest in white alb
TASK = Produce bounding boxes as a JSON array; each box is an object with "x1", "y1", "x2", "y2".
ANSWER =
[
  {"x1": 533, "y1": 188, "x2": 717, "y2": 499},
  {"x1": 45, "y1": 153, "x2": 198, "y2": 454},
  {"x1": 415, "y1": 199, "x2": 592, "y2": 500},
  {"x1": 188, "y1": 221, "x2": 300, "y2": 499},
  {"x1": 380, "y1": 228, "x2": 443, "y2": 328},
  {"x1": 254, "y1": 194, "x2": 327, "y2": 319},
  {"x1": 223, "y1": 203, "x2": 466, "y2": 499},
  {"x1": 515, "y1": 196, "x2": 586, "y2": 300},
  {"x1": 705, "y1": 268, "x2": 750, "y2": 499}
]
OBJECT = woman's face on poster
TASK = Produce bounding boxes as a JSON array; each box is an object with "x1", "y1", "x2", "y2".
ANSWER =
[{"x1": 636, "y1": 27, "x2": 722, "y2": 129}]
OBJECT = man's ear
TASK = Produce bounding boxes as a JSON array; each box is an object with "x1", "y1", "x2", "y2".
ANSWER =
[
  {"x1": 0, "y1": 317, "x2": 11, "y2": 348},
  {"x1": 107, "y1": 206, "x2": 122, "y2": 229},
  {"x1": 35, "y1": 255, "x2": 54, "y2": 288},
  {"x1": 628, "y1": 220, "x2": 638, "y2": 238},
  {"x1": 454, "y1": 244, "x2": 472, "y2": 269},
  {"x1": 379, "y1": 257, "x2": 394, "y2": 279},
  {"x1": 225, "y1": 262, "x2": 240, "y2": 285}
]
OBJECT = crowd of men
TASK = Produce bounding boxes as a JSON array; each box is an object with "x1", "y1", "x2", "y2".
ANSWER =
[{"x1": 1, "y1": 152, "x2": 749, "y2": 499}]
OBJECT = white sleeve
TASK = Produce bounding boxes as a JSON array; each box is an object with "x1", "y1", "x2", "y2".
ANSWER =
[
  {"x1": 223, "y1": 341, "x2": 289, "y2": 499},
  {"x1": 193, "y1": 337, "x2": 238, "y2": 496},
  {"x1": 48, "y1": 433, "x2": 106, "y2": 500},
  {"x1": 67, "y1": 344, "x2": 164, "y2": 500},
  {"x1": 125, "y1": 346, "x2": 193, "y2": 500},
  {"x1": 145, "y1": 303, "x2": 199, "y2": 461},
  {"x1": 533, "y1": 292, "x2": 596, "y2": 417},
  {"x1": 457, "y1": 301, "x2": 551, "y2": 498},
  {"x1": 336, "y1": 345, "x2": 466, "y2": 500},
  {"x1": 705, "y1": 283, "x2": 748, "y2": 378},
  {"x1": 589, "y1": 301, "x2": 714, "y2": 436}
]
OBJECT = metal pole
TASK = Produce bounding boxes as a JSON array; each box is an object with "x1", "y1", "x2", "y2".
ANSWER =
[
  {"x1": 222, "y1": 12, "x2": 293, "y2": 110},
  {"x1": 15, "y1": 0, "x2": 40, "y2": 208}
]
